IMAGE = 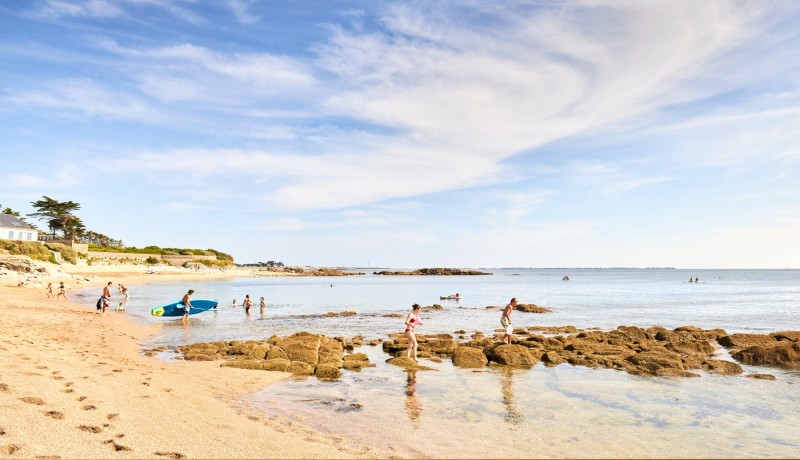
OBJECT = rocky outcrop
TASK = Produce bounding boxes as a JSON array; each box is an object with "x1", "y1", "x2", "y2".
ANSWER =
[{"x1": 173, "y1": 333, "x2": 371, "y2": 379}]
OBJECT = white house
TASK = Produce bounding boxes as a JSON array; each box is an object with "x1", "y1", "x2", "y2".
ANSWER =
[{"x1": 0, "y1": 214, "x2": 38, "y2": 242}]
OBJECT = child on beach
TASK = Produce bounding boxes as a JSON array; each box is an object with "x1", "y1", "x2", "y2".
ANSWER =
[
  {"x1": 56, "y1": 282, "x2": 69, "y2": 302},
  {"x1": 259, "y1": 296, "x2": 266, "y2": 312},
  {"x1": 501, "y1": 298, "x2": 516, "y2": 344},
  {"x1": 118, "y1": 285, "x2": 129, "y2": 311},
  {"x1": 404, "y1": 304, "x2": 423, "y2": 362},
  {"x1": 46, "y1": 282, "x2": 54, "y2": 298},
  {"x1": 232, "y1": 299, "x2": 237, "y2": 308}
]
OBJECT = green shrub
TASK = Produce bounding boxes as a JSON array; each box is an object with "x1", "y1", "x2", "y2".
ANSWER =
[
  {"x1": 145, "y1": 256, "x2": 160, "y2": 264},
  {"x1": 190, "y1": 258, "x2": 235, "y2": 268},
  {"x1": 45, "y1": 242, "x2": 77, "y2": 264},
  {"x1": 0, "y1": 240, "x2": 57, "y2": 263}
]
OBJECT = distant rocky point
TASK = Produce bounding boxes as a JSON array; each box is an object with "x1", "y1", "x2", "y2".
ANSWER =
[{"x1": 373, "y1": 268, "x2": 491, "y2": 276}]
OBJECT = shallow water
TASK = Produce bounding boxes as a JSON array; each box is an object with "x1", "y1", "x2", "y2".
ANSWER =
[{"x1": 74, "y1": 268, "x2": 800, "y2": 457}]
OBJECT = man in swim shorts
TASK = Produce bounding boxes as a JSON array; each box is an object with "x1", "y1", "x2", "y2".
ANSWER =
[
  {"x1": 501, "y1": 297, "x2": 516, "y2": 344},
  {"x1": 181, "y1": 289, "x2": 194, "y2": 323}
]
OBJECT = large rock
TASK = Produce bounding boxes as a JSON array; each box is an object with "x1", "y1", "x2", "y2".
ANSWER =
[
  {"x1": 342, "y1": 353, "x2": 371, "y2": 370},
  {"x1": 289, "y1": 361, "x2": 315, "y2": 375},
  {"x1": 540, "y1": 351, "x2": 565, "y2": 366},
  {"x1": 703, "y1": 359, "x2": 743, "y2": 375},
  {"x1": 262, "y1": 358, "x2": 291, "y2": 372},
  {"x1": 452, "y1": 347, "x2": 488, "y2": 368},
  {"x1": 275, "y1": 333, "x2": 322, "y2": 366},
  {"x1": 318, "y1": 336, "x2": 344, "y2": 367},
  {"x1": 514, "y1": 304, "x2": 552, "y2": 313},
  {"x1": 315, "y1": 363, "x2": 341, "y2": 379},
  {"x1": 732, "y1": 342, "x2": 800, "y2": 370},
  {"x1": 485, "y1": 344, "x2": 537, "y2": 368}
]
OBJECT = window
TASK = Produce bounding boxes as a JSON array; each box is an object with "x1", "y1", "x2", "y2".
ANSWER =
[
  {"x1": 18, "y1": 232, "x2": 23, "y2": 240},
  {"x1": 27, "y1": 233, "x2": 32, "y2": 241},
  {"x1": 7, "y1": 231, "x2": 12, "y2": 239}
]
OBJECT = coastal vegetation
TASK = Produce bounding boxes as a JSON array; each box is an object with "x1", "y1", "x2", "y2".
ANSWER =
[{"x1": 0, "y1": 240, "x2": 78, "y2": 264}]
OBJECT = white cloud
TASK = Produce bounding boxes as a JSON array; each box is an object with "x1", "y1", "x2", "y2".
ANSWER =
[{"x1": 227, "y1": 0, "x2": 259, "y2": 24}]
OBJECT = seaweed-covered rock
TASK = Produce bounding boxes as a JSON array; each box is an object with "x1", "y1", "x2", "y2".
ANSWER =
[
  {"x1": 514, "y1": 304, "x2": 552, "y2": 313},
  {"x1": 484, "y1": 344, "x2": 537, "y2": 368},
  {"x1": 745, "y1": 373, "x2": 776, "y2": 380},
  {"x1": 262, "y1": 358, "x2": 291, "y2": 372},
  {"x1": 732, "y1": 342, "x2": 800, "y2": 370},
  {"x1": 718, "y1": 334, "x2": 777, "y2": 350},
  {"x1": 625, "y1": 351, "x2": 684, "y2": 374},
  {"x1": 315, "y1": 362, "x2": 341, "y2": 379},
  {"x1": 275, "y1": 333, "x2": 322, "y2": 366},
  {"x1": 342, "y1": 353, "x2": 371, "y2": 370},
  {"x1": 289, "y1": 361, "x2": 315, "y2": 375},
  {"x1": 703, "y1": 359, "x2": 743, "y2": 375},
  {"x1": 452, "y1": 347, "x2": 488, "y2": 368}
]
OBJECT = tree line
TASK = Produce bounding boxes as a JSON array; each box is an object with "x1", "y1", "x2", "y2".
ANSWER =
[{"x1": 2, "y1": 196, "x2": 124, "y2": 247}]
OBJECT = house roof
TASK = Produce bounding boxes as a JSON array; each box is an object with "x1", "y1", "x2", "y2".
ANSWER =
[{"x1": 0, "y1": 214, "x2": 36, "y2": 231}]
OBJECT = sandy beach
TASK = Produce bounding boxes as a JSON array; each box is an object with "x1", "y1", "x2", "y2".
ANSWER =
[{"x1": 0, "y1": 266, "x2": 383, "y2": 459}]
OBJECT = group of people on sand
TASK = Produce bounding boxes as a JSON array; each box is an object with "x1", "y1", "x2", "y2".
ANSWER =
[{"x1": 403, "y1": 297, "x2": 518, "y2": 362}]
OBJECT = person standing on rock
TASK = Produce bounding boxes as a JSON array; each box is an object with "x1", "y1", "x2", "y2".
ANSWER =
[
  {"x1": 405, "y1": 304, "x2": 423, "y2": 362},
  {"x1": 501, "y1": 298, "x2": 516, "y2": 344}
]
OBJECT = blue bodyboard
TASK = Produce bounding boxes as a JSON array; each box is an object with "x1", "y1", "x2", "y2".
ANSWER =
[{"x1": 151, "y1": 299, "x2": 218, "y2": 317}]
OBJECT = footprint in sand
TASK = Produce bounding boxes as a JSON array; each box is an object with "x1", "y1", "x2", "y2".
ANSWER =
[
  {"x1": 106, "y1": 414, "x2": 119, "y2": 420},
  {"x1": 154, "y1": 451, "x2": 186, "y2": 459},
  {"x1": 82, "y1": 405, "x2": 97, "y2": 411},
  {"x1": 63, "y1": 382, "x2": 73, "y2": 387},
  {"x1": 102, "y1": 439, "x2": 131, "y2": 452},
  {"x1": 43, "y1": 411, "x2": 64, "y2": 420},
  {"x1": 77, "y1": 396, "x2": 87, "y2": 402},
  {"x1": 0, "y1": 383, "x2": 9, "y2": 392},
  {"x1": 0, "y1": 426, "x2": 6, "y2": 435},
  {"x1": 62, "y1": 389, "x2": 75, "y2": 394},
  {"x1": 19, "y1": 397, "x2": 45, "y2": 405},
  {"x1": 4, "y1": 444, "x2": 23, "y2": 455},
  {"x1": 115, "y1": 433, "x2": 124, "y2": 438},
  {"x1": 78, "y1": 425, "x2": 102, "y2": 434}
]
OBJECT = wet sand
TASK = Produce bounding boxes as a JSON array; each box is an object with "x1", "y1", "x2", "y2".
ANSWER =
[{"x1": 0, "y1": 271, "x2": 383, "y2": 459}]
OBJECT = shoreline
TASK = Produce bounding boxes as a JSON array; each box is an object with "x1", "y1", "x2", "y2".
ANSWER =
[{"x1": 0, "y1": 267, "x2": 385, "y2": 459}]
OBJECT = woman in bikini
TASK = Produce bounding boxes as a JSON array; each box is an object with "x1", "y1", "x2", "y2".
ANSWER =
[
  {"x1": 56, "y1": 282, "x2": 70, "y2": 302},
  {"x1": 243, "y1": 294, "x2": 253, "y2": 315},
  {"x1": 404, "y1": 304, "x2": 422, "y2": 362},
  {"x1": 46, "y1": 282, "x2": 54, "y2": 299}
]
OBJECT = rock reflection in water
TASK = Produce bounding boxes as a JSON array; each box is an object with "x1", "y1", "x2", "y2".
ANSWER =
[
  {"x1": 501, "y1": 369, "x2": 523, "y2": 427},
  {"x1": 404, "y1": 370, "x2": 422, "y2": 424}
]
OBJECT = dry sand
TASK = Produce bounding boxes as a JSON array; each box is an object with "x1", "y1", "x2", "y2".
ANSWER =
[{"x1": 0, "y1": 268, "x2": 385, "y2": 459}]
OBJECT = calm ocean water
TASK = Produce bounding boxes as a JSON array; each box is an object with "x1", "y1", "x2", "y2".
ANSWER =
[{"x1": 75, "y1": 269, "x2": 800, "y2": 457}]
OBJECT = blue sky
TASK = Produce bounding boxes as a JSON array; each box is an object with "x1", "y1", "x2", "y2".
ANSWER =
[{"x1": 1, "y1": 0, "x2": 799, "y2": 268}]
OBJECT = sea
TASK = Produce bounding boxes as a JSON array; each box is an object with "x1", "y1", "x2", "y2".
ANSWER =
[{"x1": 74, "y1": 268, "x2": 800, "y2": 458}]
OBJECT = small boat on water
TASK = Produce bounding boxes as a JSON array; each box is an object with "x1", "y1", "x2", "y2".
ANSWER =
[{"x1": 440, "y1": 294, "x2": 462, "y2": 300}]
